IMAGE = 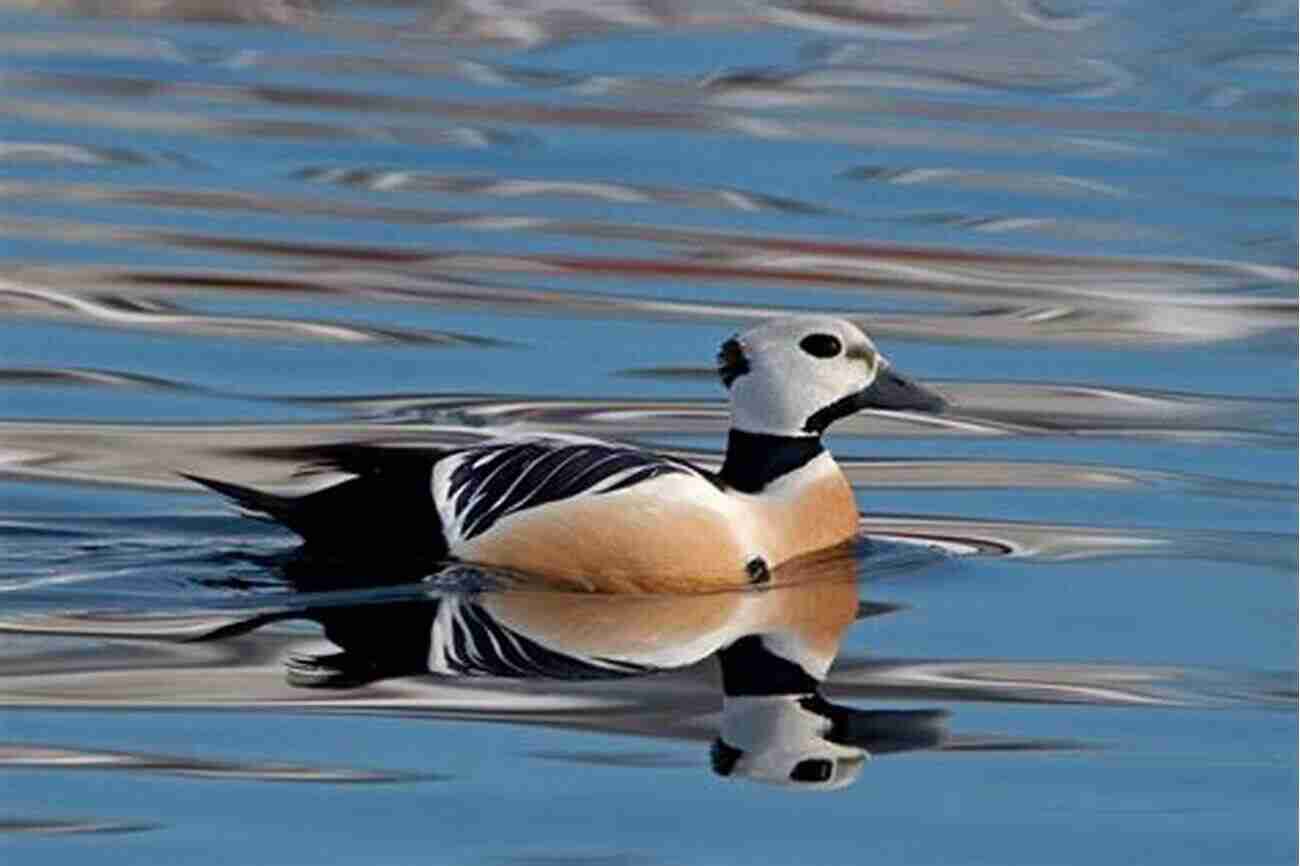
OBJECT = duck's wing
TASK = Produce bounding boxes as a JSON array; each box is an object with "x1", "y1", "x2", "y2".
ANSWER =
[
  {"x1": 299, "y1": 594, "x2": 653, "y2": 682},
  {"x1": 425, "y1": 595, "x2": 651, "y2": 679},
  {"x1": 434, "y1": 438, "x2": 715, "y2": 544},
  {"x1": 188, "y1": 595, "x2": 651, "y2": 685}
]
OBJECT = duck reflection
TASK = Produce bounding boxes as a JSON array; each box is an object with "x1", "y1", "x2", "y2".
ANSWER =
[{"x1": 215, "y1": 545, "x2": 946, "y2": 790}]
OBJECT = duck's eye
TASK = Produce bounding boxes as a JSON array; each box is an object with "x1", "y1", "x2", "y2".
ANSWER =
[
  {"x1": 790, "y1": 759, "x2": 834, "y2": 783},
  {"x1": 799, "y1": 333, "x2": 842, "y2": 359}
]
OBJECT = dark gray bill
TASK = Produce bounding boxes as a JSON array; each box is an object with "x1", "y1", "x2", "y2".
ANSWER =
[
  {"x1": 803, "y1": 365, "x2": 946, "y2": 433},
  {"x1": 857, "y1": 365, "x2": 947, "y2": 413}
]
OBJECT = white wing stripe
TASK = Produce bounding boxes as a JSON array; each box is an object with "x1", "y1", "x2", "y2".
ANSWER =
[
  {"x1": 461, "y1": 450, "x2": 547, "y2": 538},
  {"x1": 556, "y1": 450, "x2": 630, "y2": 493},
  {"x1": 495, "y1": 446, "x2": 594, "y2": 516}
]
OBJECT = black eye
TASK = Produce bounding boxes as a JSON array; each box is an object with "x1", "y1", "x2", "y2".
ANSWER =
[
  {"x1": 799, "y1": 333, "x2": 842, "y2": 358},
  {"x1": 790, "y1": 759, "x2": 834, "y2": 783}
]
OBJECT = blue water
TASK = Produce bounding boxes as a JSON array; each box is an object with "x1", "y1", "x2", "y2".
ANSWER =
[{"x1": 0, "y1": 2, "x2": 1295, "y2": 863}]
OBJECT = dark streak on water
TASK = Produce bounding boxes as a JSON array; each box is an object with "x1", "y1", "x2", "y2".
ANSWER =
[{"x1": 0, "y1": 1, "x2": 1295, "y2": 864}]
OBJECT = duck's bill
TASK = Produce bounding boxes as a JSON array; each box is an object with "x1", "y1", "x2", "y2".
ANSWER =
[
  {"x1": 855, "y1": 365, "x2": 947, "y2": 413},
  {"x1": 802, "y1": 365, "x2": 945, "y2": 433}
]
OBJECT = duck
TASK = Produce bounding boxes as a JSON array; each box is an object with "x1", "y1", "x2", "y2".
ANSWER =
[{"x1": 185, "y1": 315, "x2": 946, "y2": 593}]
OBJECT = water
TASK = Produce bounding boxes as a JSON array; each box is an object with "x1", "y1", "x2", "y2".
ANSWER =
[{"x1": 0, "y1": 1, "x2": 1295, "y2": 863}]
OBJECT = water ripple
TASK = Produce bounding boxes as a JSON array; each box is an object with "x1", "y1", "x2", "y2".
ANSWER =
[
  {"x1": 0, "y1": 278, "x2": 504, "y2": 345},
  {"x1": 0, "y1": 742, "x2": 437, "y2": 783},
  {"x1": 845, "y1": 165, "x2": 1132, "y2": 198},
  {"x1": 21, "y1": 0, "x2": 315, "y2": 25},
  {"x1": 291, "y1": 168, "x2": 832, "y2": 215},
  {"x1": 861, "y1": 514, "x2": 1295, "y2": 570},
  {"x1": 830, "y1": 658, "x2": 1297, "y2": 709},
  {"x1": 0, "y1": 817, "x2": 160, "y2": 836},
  {"x1": 10, "y1": 241, "x2": 1293, "y2": 346},
  {"x1": 0, "y1": 139, "x2": 148, "y2": 166}
]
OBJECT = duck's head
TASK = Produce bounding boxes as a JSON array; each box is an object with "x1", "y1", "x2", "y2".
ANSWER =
[
  {"x1": 711, "y1": 620, "x2": 946, "y2": 789},
  {"x1": 718, "y1": 316, "x2": 945, "y2": 437},
  {"x1": 711, "y1": 693, "x2": 949, "y2": 791}
]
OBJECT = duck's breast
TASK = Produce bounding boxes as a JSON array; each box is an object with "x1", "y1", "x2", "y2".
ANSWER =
[{"x1": 743, "y1": 453, "x2": 860, "y2": 566}]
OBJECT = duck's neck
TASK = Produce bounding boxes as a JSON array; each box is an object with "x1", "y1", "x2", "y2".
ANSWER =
[
  {"x1": 717, "y1": 635, "x2": 821, "y2": 697},
  {"x1": 719, "y1": 428, "x2": 825, "y2": 494}
]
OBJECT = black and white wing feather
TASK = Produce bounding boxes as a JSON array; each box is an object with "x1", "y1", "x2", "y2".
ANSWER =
[
  {"x1": 434, "y1": 439, "x2": 713, "y2": 544},
  {"x1": 426, "y1": 596, "x2": 649, "y2": 679}
]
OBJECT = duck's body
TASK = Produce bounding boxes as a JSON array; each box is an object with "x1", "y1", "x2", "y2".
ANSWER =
[
  {"x1": 187, "y1": 315, "x2": 944, "y2": 592},
  {"x1": 195, "y1": 433, "x2": 857, "y2": 592}
]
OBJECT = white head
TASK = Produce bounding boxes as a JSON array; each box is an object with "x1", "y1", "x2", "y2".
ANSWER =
[
  {"x1": 713, "y1": 694, "x2": 869, "y2": 791},
  {"x1": 717, "y1": 316, "x2": 945, "y2": 437},
  {"x1": 711, "y1": 694, "x2": 949, "y2": 790}
]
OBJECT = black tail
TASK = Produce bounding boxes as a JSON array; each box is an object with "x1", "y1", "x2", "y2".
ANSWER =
[
  {"x1": 182, "y1": 473, "x2": 300, "y2": 525},
  {"x1": 183, "y1": 447, "x2": 448, "y2": 561},
  {"x1": 185, "y1": 608, "x2": 304, "y2": 643}
]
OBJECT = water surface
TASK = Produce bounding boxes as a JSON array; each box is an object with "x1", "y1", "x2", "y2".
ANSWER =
[{"x1": 0, "y1": 2, "x2": 1295, "y2": 864}]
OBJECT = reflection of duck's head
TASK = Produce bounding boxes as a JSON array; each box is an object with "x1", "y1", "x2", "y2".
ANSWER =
[
  {"x1": 712, "y1": 694, "x2": 869, "y2": 790},
  {"x1": 711, "y1": 692, "x2": 948, "y2": 791},
  {"x1": 707, "y1": 552, "x2": 947, "y2": 789},
  {"x1": 718, "y1": 316, "x2": 946, "y2": 437}
]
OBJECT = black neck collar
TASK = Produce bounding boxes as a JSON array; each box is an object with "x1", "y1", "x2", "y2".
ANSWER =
[
  {"x1": 717, "y1": 635, "x2": 820, "y2": 697},
  {"x1": 719, "y1": 429, "x2": 824, "y2": 494}
]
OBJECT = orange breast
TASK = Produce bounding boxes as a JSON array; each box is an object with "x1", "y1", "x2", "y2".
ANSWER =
[{"x1": 750, "y1": 469, "x2": 860, "y2": 566}]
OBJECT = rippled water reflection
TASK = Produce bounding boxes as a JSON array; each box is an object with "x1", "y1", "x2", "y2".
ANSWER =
[{"x1": 0, "y1": 0, "x2": 1295, "y2": 862}]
